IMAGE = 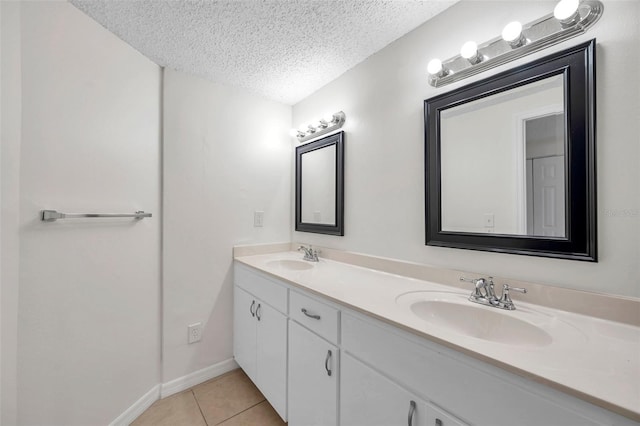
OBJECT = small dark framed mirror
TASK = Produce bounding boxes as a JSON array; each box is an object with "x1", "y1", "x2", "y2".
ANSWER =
[
  {"x1": 424, "y1": 40, "x2": 596, "y2": 261},
  {"x1": 295, "y1": 131, "x2": 344, "y2": 235}
]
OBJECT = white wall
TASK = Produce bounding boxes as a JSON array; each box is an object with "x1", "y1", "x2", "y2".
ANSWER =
[
  {"x1": 441, "y1": 82, "x2": 563, "y2": 234},
  {"x1": 162, "y1": 68, "x2": 291, "y2": 383},
  {"x1": 6, "y1": 2, "x2": 162, "y2": 424},
  {"x1": 293, "y1": 0, "x2": 640, "y2": 298}
]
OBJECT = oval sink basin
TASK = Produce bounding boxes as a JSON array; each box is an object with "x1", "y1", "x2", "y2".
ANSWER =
[
  {"x1": 410, "y1": 300, "x2": 552, "y2": 347},
  {"x1": 395, "y1": 291, "x2": 583, "y2": 347},
  {"x1": 266, "y1": 259, "x2": 314, "y2": 271}
]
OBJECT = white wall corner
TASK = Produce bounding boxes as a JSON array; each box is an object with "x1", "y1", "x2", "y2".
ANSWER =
[
  {"x1": 160, "y1": 358, "x2": 239, "y2": 398},
  {"x1": 107, "y1": 359, "x2": 240, "y2": 424},
  {"x1": 109, "y1": 385, "x2": 160, "y2": 426}
]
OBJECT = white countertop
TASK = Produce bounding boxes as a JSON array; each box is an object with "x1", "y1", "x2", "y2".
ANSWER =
[{"x1": 235, "y1": 251, "x2": 640, "y2": 422}]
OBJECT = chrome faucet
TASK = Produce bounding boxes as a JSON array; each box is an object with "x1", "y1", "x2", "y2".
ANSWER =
[
  {"x1": 298, "y1": 245, "x2": 320, "y2": 262},
  {"x1": 460, "y1": 276, "x2": 527, "y2": 310},
  {"x1": 497, "y1": 284, "x2": 528, "y2": 310}
]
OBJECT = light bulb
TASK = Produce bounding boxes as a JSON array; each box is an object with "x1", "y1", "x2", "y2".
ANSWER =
[
  {"x1": 502, "y1": 21, "x2": 526, "y2": 48},
  {"x1": 323, "y1": 114, "x2": 336, "y2": 124},
  {"x1": 427, "y1": 58, "x2": 443, "y2": 75},
  {"x1": 460, "y1": 41, "x2": 477, "y2": 59},
  {"x1": 502, "y1": 21, "x2": 522, "y2": 42},
  {"x1": 554, "y1": 0, "x2": 579, "y2": 20},
  {"x1": 554, "y1": 0, "x2": 580, "y2": 27},
  {"x1": 460, "y1": 41, "x2": 482, "y2": 64}
]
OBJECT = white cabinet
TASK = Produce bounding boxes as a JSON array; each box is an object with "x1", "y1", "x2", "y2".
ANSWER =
[
  {"x1": 233, "y1": 285, "x2": 287, "y2": 421},
  {"x1": 427, "y1": 405, "x2": 467, "y2": 426},
  {"x1": 288, "y1": 320, "x2": 338, "y2": 426},
  {"x1": 233, "y1": 286, "x2": 258, "y2": 379},
  {"x1": 341, "y1": 312, "x2": 606, "y2": 426},
  {"x1": 255, "y1": 300, "x2": 287, "y2": 418},
  {"x1": 289, "y1": 290, "x2": 340, "y2": 343},
  {"x1": 234, "y1": 262, "x2": 635, "y2": 426},
  {"x1": 341, "y1": 353, "x2": 429, "y2": 426}
]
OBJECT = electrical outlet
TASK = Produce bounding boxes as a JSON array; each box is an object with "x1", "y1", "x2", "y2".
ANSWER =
[
  {"x1": 188, "y1": 322, "x2": 202, "y2": 344},
  {"x1": 484, "y1": 213, "x2": 495, "y2": 228},
  {"x1": 254, "y1": 211, "x2": 264, "y2": 227}
]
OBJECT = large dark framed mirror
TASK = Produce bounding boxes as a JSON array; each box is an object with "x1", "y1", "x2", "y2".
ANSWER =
[
  {"x1": 296, "y1": 131, "x2": 344, "y2": 235},
  {"x1": 424, "y1": 40, "x2": 596, "y2": 261}
]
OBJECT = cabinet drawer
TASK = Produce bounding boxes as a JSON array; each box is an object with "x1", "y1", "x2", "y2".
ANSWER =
[
  {"x1": 342, "y1": 312, "x2": 601, "y2": 426},
  {"x1": 428, "y1": 404, "x2": 468, "y2": 426},
  {"x1": 289, "y1": 290, "x2": 339, "y2": 344},
  {"x1": 234, "y1": 263, "x2": 287, "y2": 314}
]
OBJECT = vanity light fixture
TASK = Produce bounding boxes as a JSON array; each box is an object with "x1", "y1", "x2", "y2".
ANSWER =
[
  {"x1": 291, "y1": 111, "x2": 346, "y2": 143},
  {"x1": 427, "y1": 0, "x2": 603, "y2": 87}
]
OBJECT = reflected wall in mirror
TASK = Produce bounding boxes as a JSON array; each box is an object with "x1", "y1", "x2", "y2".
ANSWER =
[
  {"x1": 295, "y1": 131, "x2": 344, "y2": 235},
  {"x1": 302, "y1": 144, "x2": 336, "y2": 225},
  {"x1": 425, "y1": 40, "x2": 596, "y2": 261},
  {"x1": 440, "y1": 75, "x2": 565, "y2": 237}
]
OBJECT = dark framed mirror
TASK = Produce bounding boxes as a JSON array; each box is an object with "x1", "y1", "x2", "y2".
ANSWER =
[
  {"x1": 296, "y1": 131, "x2": 344, "y2": 236},
  {"x1": 424, "y1": 40, "x2": 596, "y2": 261}
]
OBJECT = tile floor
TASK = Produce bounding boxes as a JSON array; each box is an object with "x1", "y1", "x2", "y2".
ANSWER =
[{"x1": 132, "y1": 369, "x2": 286, "y2": 426}]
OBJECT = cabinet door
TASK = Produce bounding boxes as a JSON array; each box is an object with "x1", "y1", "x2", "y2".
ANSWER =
[
  {"x1": 341, "y1": 353, "x2": 427, "y2": 426},
  {"x1": 426, "y1": 405, "x2": 468, "y2": 426},
  {"x1": 233, "y1": 286, "x2": 257, "y2": 381},
  {"x1": 256, "y1": 301, "x2": 288, "y2": 421},
  {"x1": 288, "y1": 321, "x2": 338, "y2": 426}
]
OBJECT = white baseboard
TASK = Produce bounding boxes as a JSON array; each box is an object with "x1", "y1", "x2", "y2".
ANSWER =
[
  {"x1": 109, "y1": 384, "x2": 160, "y2": 426},
  {"x1": 109, "y1": 358, "x2": 239, "y2": 425},
  {"x1": 160, "y1": 358, "x2": 239, "y2": 398}
]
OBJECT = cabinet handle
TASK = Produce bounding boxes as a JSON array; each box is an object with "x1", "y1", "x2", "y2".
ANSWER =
[
  {"x1": 249, "y1": 300, "x2": 256, "y2": 317},
  {"x1": 435, "y1": 419, "x2": 443, "y2": 426},
  {"x1": 301, "y1": 308, "x2": 321, "y2": 320},
  {"x1": 325, "y1": 350, "x2": 332, "y2": 376},
  {"x1": 408, "y1": 400, "x2": 416, "y2": 426},
  {"x1": 256, "y1": 303, "x2": 261, "y2": 321}
]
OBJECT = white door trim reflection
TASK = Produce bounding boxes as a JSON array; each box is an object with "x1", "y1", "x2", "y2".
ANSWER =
[{"x1": 513, "y1": 104, "x2": 563, "y2": 235}]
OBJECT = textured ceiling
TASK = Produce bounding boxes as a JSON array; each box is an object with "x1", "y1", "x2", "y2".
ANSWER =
[{"x1": 70, "y1": 0, "x2": 458, "y2": 105}]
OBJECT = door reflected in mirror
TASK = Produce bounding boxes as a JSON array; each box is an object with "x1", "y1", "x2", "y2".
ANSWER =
[
  {"x1": 295, "y1": 132, "x2": 344, "y2": 236},
  {"x1": 440, "y1": 75, "x2": 566, "y2": 237}
]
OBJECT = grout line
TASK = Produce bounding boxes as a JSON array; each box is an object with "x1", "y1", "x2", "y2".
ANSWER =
[
  {"x1": 191, "y1": 390, "x2": 210, "y2": 426},
  {"x1": 214, "y1": 400, "x2": 267, "y2": 425}
]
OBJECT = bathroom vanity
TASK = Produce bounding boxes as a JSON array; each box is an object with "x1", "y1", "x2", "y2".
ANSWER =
[{"x1": 233, "y1": 247, "x2": 639, "y2": 426}]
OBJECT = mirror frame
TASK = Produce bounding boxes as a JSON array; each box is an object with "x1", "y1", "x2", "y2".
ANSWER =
[
  {"x1": 295, "y1": 131, "x2": 345, "y2": 236},
  {"x1": 424, "y1": 40, "x2": 596, "y2": 261}
]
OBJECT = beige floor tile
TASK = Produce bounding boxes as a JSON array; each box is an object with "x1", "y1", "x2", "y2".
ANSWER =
[
  {"x1": 192, "y1": 368, "x2": 266, "y2": 425},
  {"x1": 217, "y1": 401, "x2": 286, "y2": 426},
  {"x1": 131, "y1": 390, "x2": 206, "y2": 426}
]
